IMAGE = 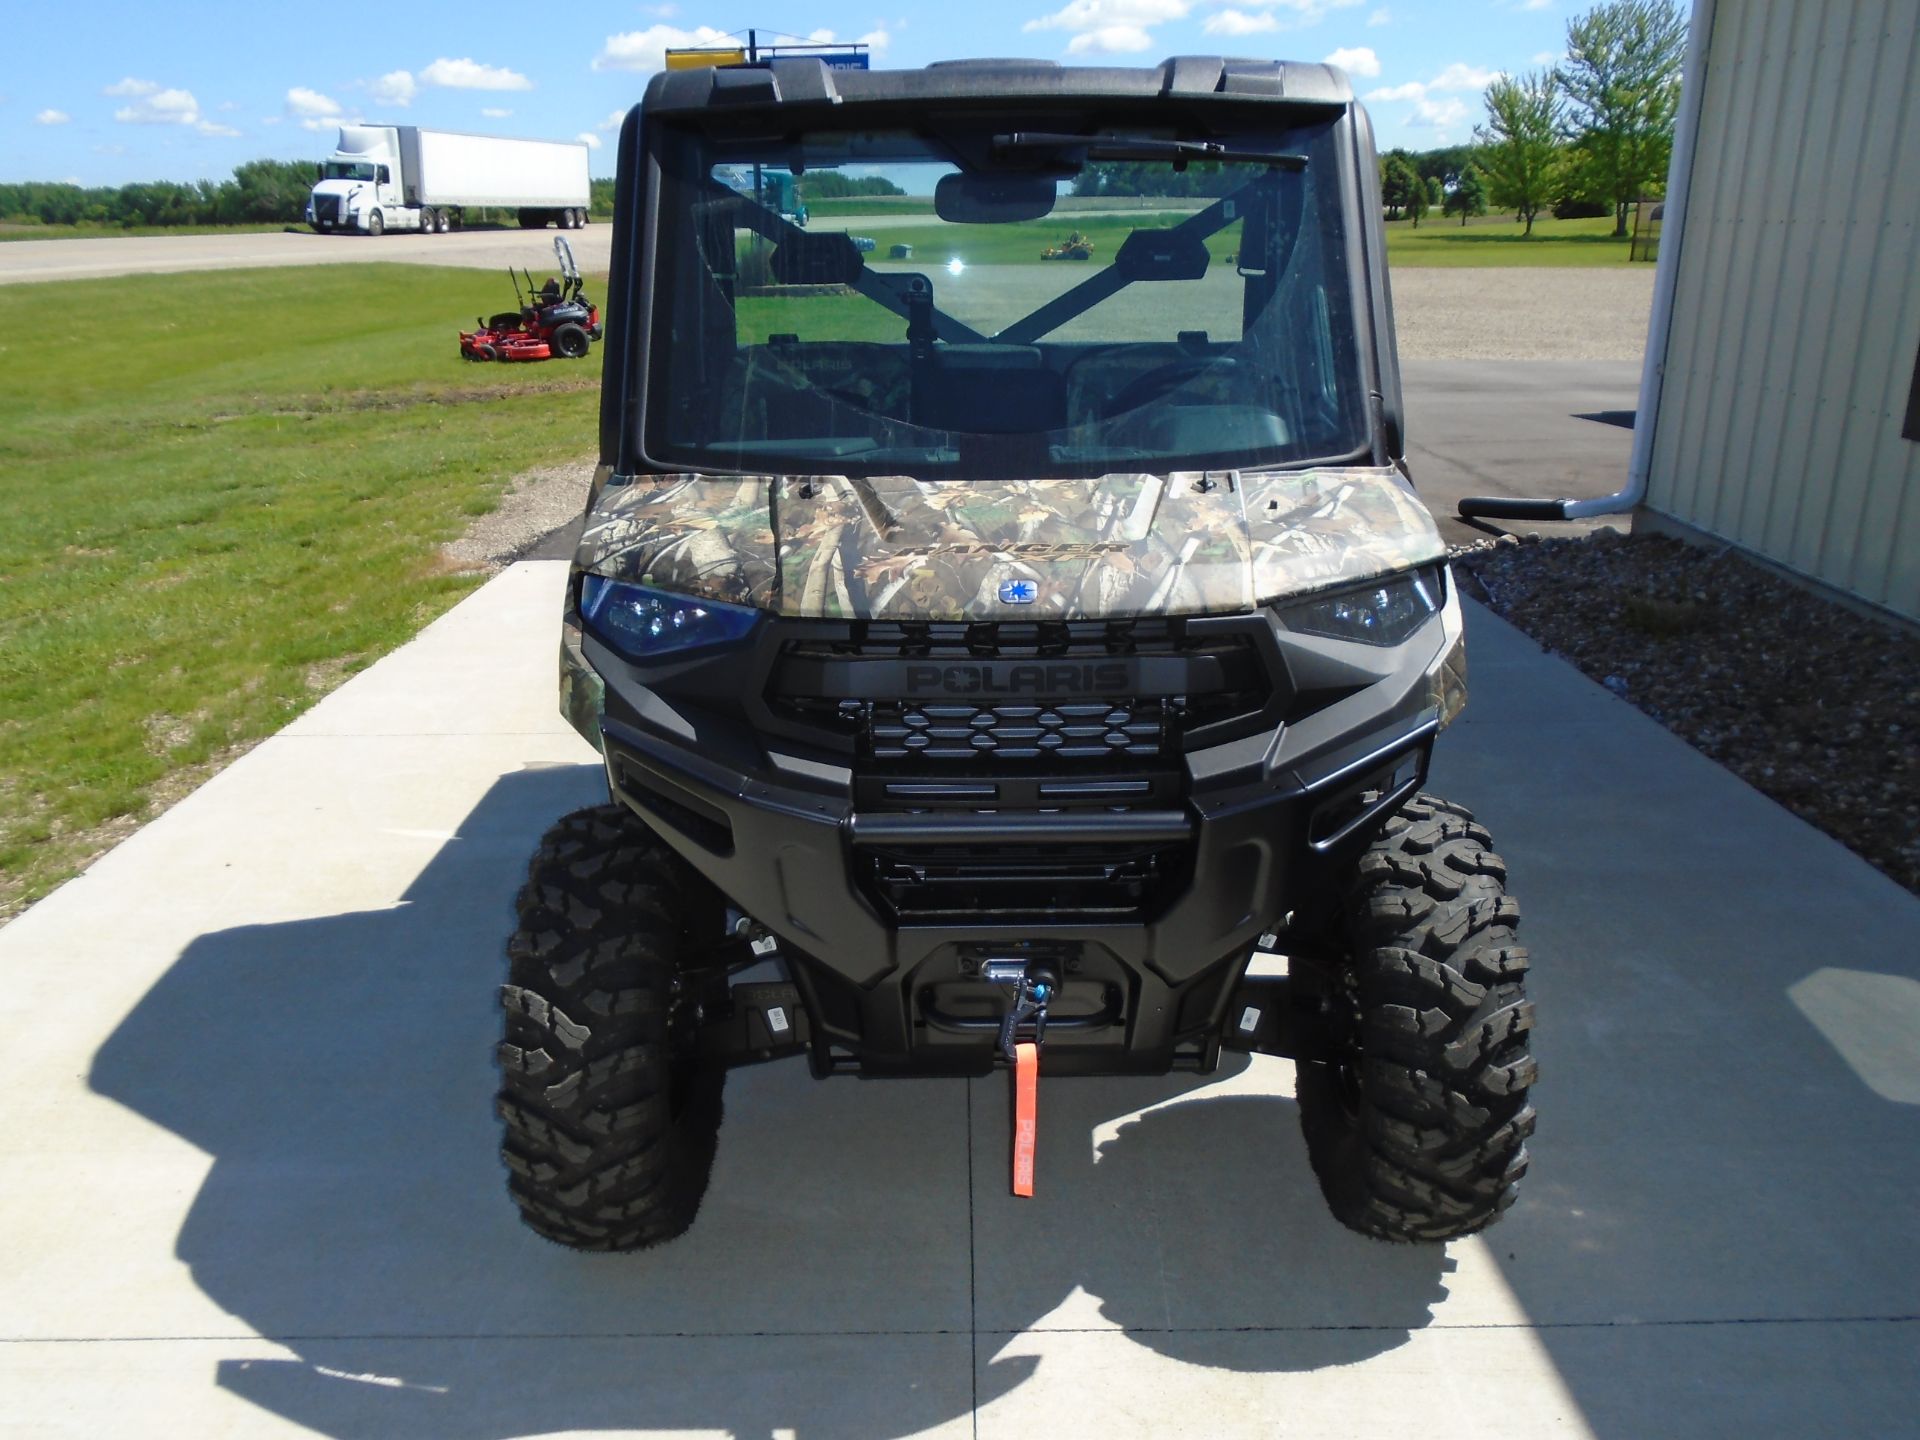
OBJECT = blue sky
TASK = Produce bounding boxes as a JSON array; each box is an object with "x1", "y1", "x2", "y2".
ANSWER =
[{"x1": 5, "y1": 0, "x2": 1578, "y2": 186}]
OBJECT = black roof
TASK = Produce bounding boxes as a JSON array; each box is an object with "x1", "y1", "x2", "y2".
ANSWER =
[{"x1": 642, "y1": 55, "x2": 1356, "y2": 116}]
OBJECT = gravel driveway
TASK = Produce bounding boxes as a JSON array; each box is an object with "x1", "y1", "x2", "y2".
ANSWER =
[{"x1": 1391, "y1": 267, "x2": 1654, "y2": 362}]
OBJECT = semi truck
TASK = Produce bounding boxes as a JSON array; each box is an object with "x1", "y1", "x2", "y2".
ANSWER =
[{"x1": 306, "y1": 124, "x2": 592, "y2": 236}]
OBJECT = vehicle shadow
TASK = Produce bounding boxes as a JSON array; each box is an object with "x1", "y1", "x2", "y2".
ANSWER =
[{"x1": 87, "y1": 764, "x2": 1448, "y2": 1439}]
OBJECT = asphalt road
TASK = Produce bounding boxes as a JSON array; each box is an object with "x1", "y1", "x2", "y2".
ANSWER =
[
  {"x1": 0, "y1": 225, "x2": 617, "y2": 285},
  {"x1": 1403, "y1": 358, "x2": 1638, "y2": 542}
]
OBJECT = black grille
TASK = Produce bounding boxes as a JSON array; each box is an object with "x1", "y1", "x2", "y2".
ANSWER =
[
  {"x1": 767, "y1": 616, "x2": 1272, "y2": 766},
  {"x1": 790, "y1": 617, "x2": 1190, "y2": 660},
  {"x1": 865, "y1": 841, "x2": 1178, "y2": 920},
  {"x1": 316, "y1": 195, "x2": 346, "y2": 225},
  {"x1": 828, "y1": 698, "x2": 1168, "y2": 762}
]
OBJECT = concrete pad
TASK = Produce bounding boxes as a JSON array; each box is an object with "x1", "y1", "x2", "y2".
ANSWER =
[
  {"x1": 0, "y1": 1334, "x2": 976, "y2": 1440},
  {"x1": 4, "y1": 559, "x2": 1918, "y2": 1438}
]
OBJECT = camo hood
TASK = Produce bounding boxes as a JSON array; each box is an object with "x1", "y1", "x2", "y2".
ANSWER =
[{"x1": 574, "y1": 467, "x2": 1444, "y2": 621}]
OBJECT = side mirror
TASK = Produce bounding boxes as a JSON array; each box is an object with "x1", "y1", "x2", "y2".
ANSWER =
[
  {"x1": 377, "y1": 164, "x2": 391, "y2": 184},
  {"x1": 935, "y1": 173, "x2": 1056, "y2": 224}
]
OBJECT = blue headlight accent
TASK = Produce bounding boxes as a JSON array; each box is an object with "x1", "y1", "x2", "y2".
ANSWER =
[
  {"x1": 1276, "y1": 566, "x2": 1443, "y2": 647},
  {"x1": 578, "y1": 575, "x2": 761, "y2": 662}
]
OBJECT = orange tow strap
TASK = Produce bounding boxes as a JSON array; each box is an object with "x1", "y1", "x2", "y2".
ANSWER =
[{"x1": 1012, "y1": 1041, "x2": 1038, "y2": 1197}]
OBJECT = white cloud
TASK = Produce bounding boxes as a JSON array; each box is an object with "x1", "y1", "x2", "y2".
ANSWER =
[
  {"x1": 578, "y1": 132, "x2": 601, "y2": 149},
  {"x1": 115, "y1": 88, "x2": 200, "y2": 126},
  {"x1": 1364, "y1": 58, "x2": 1502, "y2": 122},
  {"x1": 286, "y1": 87, "x2": 341, "y2": 118},
  {"x1": 798, "y1": 24, "x2": 894, "y2": 53},
  {"x1": 103, "y1": 77, "x2": 158, "y2": 97},
  {"x1": 286, "y1": 87, "x2": 344, "y2": 131},
  {"x1": 262, "y1": 116, "x2": 282, "y2": 126},
  {"x1": 218, "y1": 100, "x2": 240, "y2": 111},
  {"x1": 1196, "y1": 0, "x2": 1362, "y2": 19},
  {"x1": 1429, "y1": 62, "x2": 1501, "y2": 90},
  {"x1": 1026, "y1": 0, "x2": 1190, "y2": 55},
  {"x1": 419, "y1": 57, "x2": 533, "y2": 91},
  {"x1": 599, "y1": 109, "x2": 627, "y2": 131},
  {"x1": 1531, "y1": 49, "x2": 1560, "y2": 64},
  {"x1": 1367, "y1": 6, "x2": 1389, "y2": 24},
  {"x1": 34, "y1": 108, "x2": 70, "y2": 125},
  {"x1": 482, "y1": 107, "x2": 513, "y2": 117},
  {"x1": 1074, "y1": 25, "x2": 1155, "y2": 50},
  {"x1": 1410, "y1": 95, "x2": 1468, "y2": 127},
  {"x1": 369, "y1": 70, "x2": 417, "y2": 107},
  {"x1": 594, "y1": 24, "x2": 736, "y2": 73},
  {"x1": 1516, "y1": 0, "x2": 1552, "y2": 10},
  {"x1": 1204, "y1": 9, "x2": 1276, "y2": 34},
  {"x1": 197, "y1": 120, "x2": 242, "y2": 137},
  {"x1": 1324, "y1": 45, "x2": 1381, "y2": 77}
]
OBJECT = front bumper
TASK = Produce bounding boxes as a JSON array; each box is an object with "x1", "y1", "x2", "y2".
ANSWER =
[{"x1": 567, "y1": 593, "x2": 1461, "y2": 1077}]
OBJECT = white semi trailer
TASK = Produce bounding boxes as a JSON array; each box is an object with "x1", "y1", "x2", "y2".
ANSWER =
[{"x1": 306, "y1": 125, "x2": 592, "y2": 236}]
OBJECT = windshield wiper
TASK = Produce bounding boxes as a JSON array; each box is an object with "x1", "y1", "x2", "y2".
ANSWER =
[{"x1": 993, "y1": 133, "x2": 1308, "y2": 169}]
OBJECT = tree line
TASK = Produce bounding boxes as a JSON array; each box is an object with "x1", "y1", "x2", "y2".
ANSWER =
[
  {"x1": 0, "y1": 160, "x2": 320, "y2": 230},
  {"x1": 1394, "y1": 0, "x2": 1686, "y2": 236}
]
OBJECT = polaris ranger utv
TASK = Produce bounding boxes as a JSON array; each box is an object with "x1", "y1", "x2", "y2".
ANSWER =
[{"x1": 500, "y1": 55, "x2": 1536, "y2": 1250}]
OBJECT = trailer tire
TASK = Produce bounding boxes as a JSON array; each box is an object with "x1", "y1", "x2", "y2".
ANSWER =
[
  {"x1": 436, "y1": 208, "x2": 452, "y2": 234},
  {"x1": 497, "y1": 805, "x2": 727, "y2": 1251},
  {"x1": 1296, "y1": 793, "x2": 1536, "y2": 1243},
  {"x1": 365, "y1": 209, "x2": 384, "y2": 237},
  {"x1": 551, "y1": 323, "x2": 591, "y2": 360}
]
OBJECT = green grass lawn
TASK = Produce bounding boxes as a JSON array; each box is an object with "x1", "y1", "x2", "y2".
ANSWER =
[
  {"x1": 821, "y1": 209, "x2": 1637, "y2": 269},
  {"x1": 844, "y1": 212, "x2": 1231, "y2": 268},
  {"x1": 0, "y1": 263, "x2": 601, "y2": 916},
  {"x1": 1385, "y1": 212, "x2": 1637, "y2": 266}
]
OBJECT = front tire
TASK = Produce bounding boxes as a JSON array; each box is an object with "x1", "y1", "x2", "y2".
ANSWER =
[
  {"x1": 1296, "y1": 794, "x2": 1536, "y2": 1242},
  {"x1": 497, "y1": 806, "x2": 726, "y2": 1250},
  {"x1": 365, "y1": 209, "x2": 384, "y2": 237}
]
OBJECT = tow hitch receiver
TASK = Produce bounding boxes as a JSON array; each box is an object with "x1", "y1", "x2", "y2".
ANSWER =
[{"x1": 989, "y1": 961, "x2": 1055, "y2": 1197}]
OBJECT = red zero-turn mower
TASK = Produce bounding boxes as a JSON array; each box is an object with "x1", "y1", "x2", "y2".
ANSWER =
[{"x1": 460, "y1": 237, "x2": 602, "y2": 362}]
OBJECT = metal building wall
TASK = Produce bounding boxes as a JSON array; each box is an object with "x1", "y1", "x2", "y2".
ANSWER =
[{"x1": 1645, "y1": 0, "x2": 1920, "y2": 621}]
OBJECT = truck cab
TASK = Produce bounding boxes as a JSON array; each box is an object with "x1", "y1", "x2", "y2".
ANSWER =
[{"x1": 306, "y1": 125, "x2": 410, "y2": 234}]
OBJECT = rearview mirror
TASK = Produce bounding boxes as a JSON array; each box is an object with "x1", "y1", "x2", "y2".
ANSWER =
[{"x1": 935, "y1": 174, "x2": 1057, "y2": 224}]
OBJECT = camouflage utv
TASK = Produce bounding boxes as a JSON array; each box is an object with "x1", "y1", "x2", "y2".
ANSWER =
[{"x1": 500, "y1": 55, "x2": 1536, "y2": 1249}]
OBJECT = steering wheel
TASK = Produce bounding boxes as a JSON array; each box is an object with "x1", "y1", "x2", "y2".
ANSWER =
[{"x1": 1101, "y1": 356, "x2": 1239, "y2": 419}]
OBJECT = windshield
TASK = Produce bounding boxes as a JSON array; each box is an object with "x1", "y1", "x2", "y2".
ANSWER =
[
  {"x1": 322, "y1": 161, "x2": 378, "y2": 182},
  {"x1": 645, "y1": 115, "x2": 1368, "y2": 480}
]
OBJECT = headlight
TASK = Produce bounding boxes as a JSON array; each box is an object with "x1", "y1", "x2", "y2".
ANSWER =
[
  {"x1": 1276, "y1": 566, "x2": 1443, "y2": 646},
  {"x1": 579, "y1": 575, "x2": 760, "y2": 662}
]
